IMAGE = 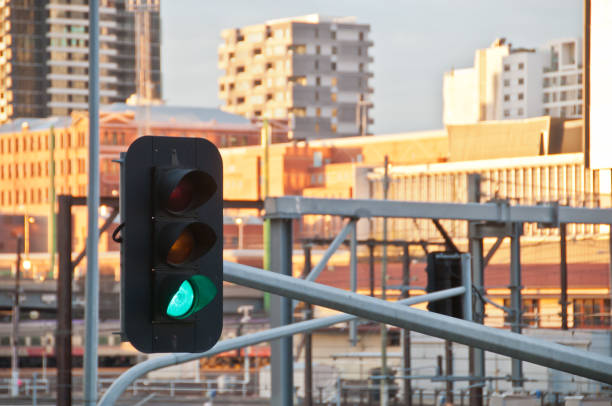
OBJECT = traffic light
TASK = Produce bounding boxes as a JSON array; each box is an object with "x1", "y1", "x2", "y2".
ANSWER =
[
  {"x1": 425, "y1": 252, "x2": 463, "y2": 318},
  {"x1": 121, "y1": 136, "x2": 223, "y2": 353}
]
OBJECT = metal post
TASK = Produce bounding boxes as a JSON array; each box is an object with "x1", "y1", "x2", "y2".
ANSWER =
[
  {"x1": 56, "y1": 195, "x2": 72, "y2": 406},
  {"x1": 369, "y1": 242, "x2": 375, "y2": 297},
  {"x1": 402, "y1": 244, "x2": 412, "y2": 406},
  {"x1": 49, "y1": 126, "x2": 56, "y2": 279},
  {"x1": 445, "y1": 341, "x2": 453, "y2": 404},
  {"x1": 270, "y1": 218, "x2": 293, "y2": 406},
  {"x1": 381, "y1": 155, "x2": 389, "y2": 406},
  {"x1": 11, "y1": 236, "x2": 23, "y2": 397},
  {"x1": 560, "y1": 223, "x2": 568, "y2": 330},
  {"x1": 510, "y1": 223, "x2": 523, "y2": 388},
  {"x1": 350, "y1": 219, "x2": 358, "y2": 346},
  {"x1": 304, "y1": 245, "x2": 313, "y2": 406},
  {"x1": 262, "y1": 120, "x2": 271, "y2": 312},
  {"x1": 84, "y1": 0, "x2": 100, "y2": 404},
  {"x1": 468, "y1": 174, "x2": 484, "y2": 406},
  {"x1": 33, "y1": 372, "x2": 38, "y2": 406}
]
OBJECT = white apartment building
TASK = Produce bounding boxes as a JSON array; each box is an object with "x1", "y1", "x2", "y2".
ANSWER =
[
  {"x1": 444, "y1": 38, "x2": 583, "y2": 125},
  {"x1": 218, "y1": 14, "x2": 374, "y2": 140}
]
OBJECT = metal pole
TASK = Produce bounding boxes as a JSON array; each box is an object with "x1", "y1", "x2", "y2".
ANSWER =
[
  {"x1": 402, "y1": 244, "x2": 412, "y2": 406},
  {"x1": 369, "y1": 242, "x2": 375, "y2": 297},
  {"x1": 49, "y1": 126, "x2": 56, "y2": 279},
  {"x1": 84, "y1": 0, "x2": 100, "y2": 404},
  {"x1": 262, "y1": 120, "x2": 271, "y2": 312},
  {"x1": 350, "y1": 219, "x2": 358, "y2": 346},
  {"x1": 56, "y1": 196, "x2": 72, "y2": 406},
  {"x1": 11, "y1": 236, "x2": 22, "y2": 397},
  {"x1": 381, "y1": 155, "x2": 389, "y2": 406},
  {"x1": 445, "y1": 341, "x2": 453, "y2": 404},
  {"x1": 510, "y1": 223, "x2": 523, "y2": 388},
  {"x1": 560, "y1": 223, "x2": 568, "y2": 330},
  {"x1": 304, "y1": 245, "x2": 313, "y2": 406},
  {"x1": 98, "y1": 283, "x2": 466, "y2": 406},
  {"x1": 223, "y1": 261, "x2": 612, "y2": 384},
  {"x1": 468, "y1": 174, "x2": 484, "y2": 406},
  {"x1": 270, "y1": 219, "x2": 293, "y2": 406},
  {"x1": 583, "y1": 0, "x2": 591, "y2": 168}
]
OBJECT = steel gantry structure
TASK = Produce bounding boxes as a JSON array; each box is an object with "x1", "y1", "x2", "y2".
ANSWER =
[{"x1": 98, "y1": 189, "x2": 612, "y2": 405}]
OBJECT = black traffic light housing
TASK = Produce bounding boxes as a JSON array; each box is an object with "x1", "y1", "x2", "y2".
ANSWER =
[
  {"x1": 121, "y1": 136, "x2": 223, "y2": 353},
  {"x1": 425, "y1": 252, "x2": 463, "y2": 319}
]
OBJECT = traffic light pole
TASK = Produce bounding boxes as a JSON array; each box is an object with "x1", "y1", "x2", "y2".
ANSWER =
[{"x1": 85, "y1": 0, "x2": 100, "y2": 404}]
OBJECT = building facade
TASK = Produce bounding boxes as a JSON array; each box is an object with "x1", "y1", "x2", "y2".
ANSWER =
[
  {"x1": 218, "y1": 14, "x2": 373, "y2": 140},
  {"x1": 0, "y1": 0, "x2": 161, "y2": 123},
  {"x1": 444, "y1": 38, "x2": 583, "y2": 125}
]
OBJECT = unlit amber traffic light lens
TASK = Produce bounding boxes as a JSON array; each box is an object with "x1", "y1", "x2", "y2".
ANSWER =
[
  {"x1": 167, "y1": 229, "x2": 195, "y2": 265},
  {"x1": 167, "y1": 178, "x2": 194, "y2": 213}
]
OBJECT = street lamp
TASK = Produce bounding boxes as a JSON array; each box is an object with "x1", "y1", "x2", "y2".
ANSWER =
[{"x1": 235, "y1": 217, "x2": 244, "y2": 250}]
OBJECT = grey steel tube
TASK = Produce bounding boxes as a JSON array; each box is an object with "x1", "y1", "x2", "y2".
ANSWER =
[
  {"x1": 84, "y1": 0, "x2": 101, "y2": 404},
  {"x1": 224, "y1": 261, "x2": 612, "y2": 385},
  {"x1": 98, "y1": 283, "x2": 464, "y2": 406}
]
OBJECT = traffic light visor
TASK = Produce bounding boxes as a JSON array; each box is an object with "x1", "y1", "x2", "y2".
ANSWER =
[{"x1": 161, "y1": 169, "x2": 216, "y2": 214}]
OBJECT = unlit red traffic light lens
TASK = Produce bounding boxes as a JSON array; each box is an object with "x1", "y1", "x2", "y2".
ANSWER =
[
  {"x1": 167, "y1": 178, "x2": 194, "y2": 213},
  {"x1": 166, "y1": 280, "x2": 195, "y2": 318},
  {"x1": 167, "y1": 229, "x2": 195, "y2": 265}
]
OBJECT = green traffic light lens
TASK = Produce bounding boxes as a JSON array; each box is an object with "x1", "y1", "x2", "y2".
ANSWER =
[
  {"x1": 166, "y1": 280, "x2": 195, "y2": 318},
  {"x1": 164, "y1": 275, "x2": 217, "y2": 320}
]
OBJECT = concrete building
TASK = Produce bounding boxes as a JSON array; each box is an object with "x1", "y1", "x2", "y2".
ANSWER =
[
  {"x1": 0, "y1": 0, "x2": 161, "y2": 123},
  {"x1": 444, "y1": 38, "x2": 583, "y2": 125},
  {"x1": 218, "y1": 14, "x2": 373, "y2": 140}
]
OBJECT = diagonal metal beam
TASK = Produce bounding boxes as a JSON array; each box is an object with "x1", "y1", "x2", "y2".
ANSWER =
[
  {"x1": 97, "y1": 284, "x2": 465, "y2": 406},
  {"x1": 432, "y1": 219, "x2": 459, "y2": 253},
  {"x1": 303, "y1": 218, "x2": 356, "y2": 283},
  {"x1": 72, "y1": 209, "x2": 119, "y2": 269},
  {"x1": 483, "y1": 237, "x2": 504, "y2": 269},
  {"x1": 224, "y1": 261, "x2": 612, "y2": 385}
]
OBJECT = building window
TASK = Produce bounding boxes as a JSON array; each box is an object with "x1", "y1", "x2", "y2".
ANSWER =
[
  {"x1": 236, "y1": 97, "x2": 245, "y2": 104},
  {"x1": 331, "y1": 62, "x2": 337, "y2": 71},
  {"x1": 316, "y1": 45, "x2": 321, "y2": 55},
  {"x1": 573, "y1": 299, "x2": 610, "y2": 327},
  {"x1": 253, "y1": 79, "x2": 262, "y2": 87},
  {"x1": 518, "y1": 93, "x2": 524, "y2": 100},
  {"x1": 504, "y1": 94, "x2": 510, "y2": 102},
  {"x1": 314, "y1": 60, "x2": 319, "y2": 70},
  {"x1": 504, "y1": 79, "x2": 510, "y2": 87},
  {"x1": 331, "y1": 31, "x2": 336, "y2": 40},
  {"x1": 315, "y1": 122, "x2": 320, "y2": 133},
  {"x1": 504, "y1": 109, "x2": 510, "y2": 117},
  {"x1": 503, "y1": 64, "x2": 510, "y2": 72},
  {"x1": 518, "y1": 78, "x2": 524, "y2": 85},
  {"x1": 316, "y1": 77, "x2": 321, "y2": 86},
  {"x1": 332, "y1": 46, "x2": 337, "y2": 55},
  {"x1": 518, "y1": 62, "x2": 524, "y2": 70},
  {"x1": 236, "y1": 66, "x2": 245, "y2": 74},
  {"x1": 518, "y1": 108, "x2": 524, "y2": 115}
]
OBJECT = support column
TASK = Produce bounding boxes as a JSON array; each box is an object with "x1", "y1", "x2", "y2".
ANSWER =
[
  {"x1": 304, "y1": 245, "x2": 313, "y2": 406},
  {"x1": 349, "y1": 219, "x2": 358, "y2": 346},
  {"x1": 368, "y1": 242, "x2": 375, "y2": 297},
  {"x1": 468, "y1": 174, "x2": 484, "y2": 406},
  {"x1": 560, "y1": 223, "x2": 568, "y2": 330},
  {"x1": 510, "y1": 223, "x2": 523, "y2": 388},
  {"x1": 56, "y1": 195, "x2": 72, "y2": 406},
  {"x1": 270, "y1": 218, "x2": 293, "y2": 406},
  {"x1": 401, "y1": 244, "x2": 412, "y2": 406}
]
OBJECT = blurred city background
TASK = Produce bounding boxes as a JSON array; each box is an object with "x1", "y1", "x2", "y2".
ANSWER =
[{"x1": 0, "y1": 0, "x2": 610, "y2": 405}]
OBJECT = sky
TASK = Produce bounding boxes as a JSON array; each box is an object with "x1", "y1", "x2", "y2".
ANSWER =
[{"x1": 160, "y1": 0, "x2": 582, "y2": 134}]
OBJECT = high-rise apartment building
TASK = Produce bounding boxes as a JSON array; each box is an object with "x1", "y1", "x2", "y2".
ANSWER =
[
  {"x1": 444, "y1": 38, "x2": 583, "y2": 126},
  {"x1": 218, "y1": 14, "x2": 373, "y2": 140},
  {"x1": 0, "y1": 0, "x2": 161, "y2": 123}
]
